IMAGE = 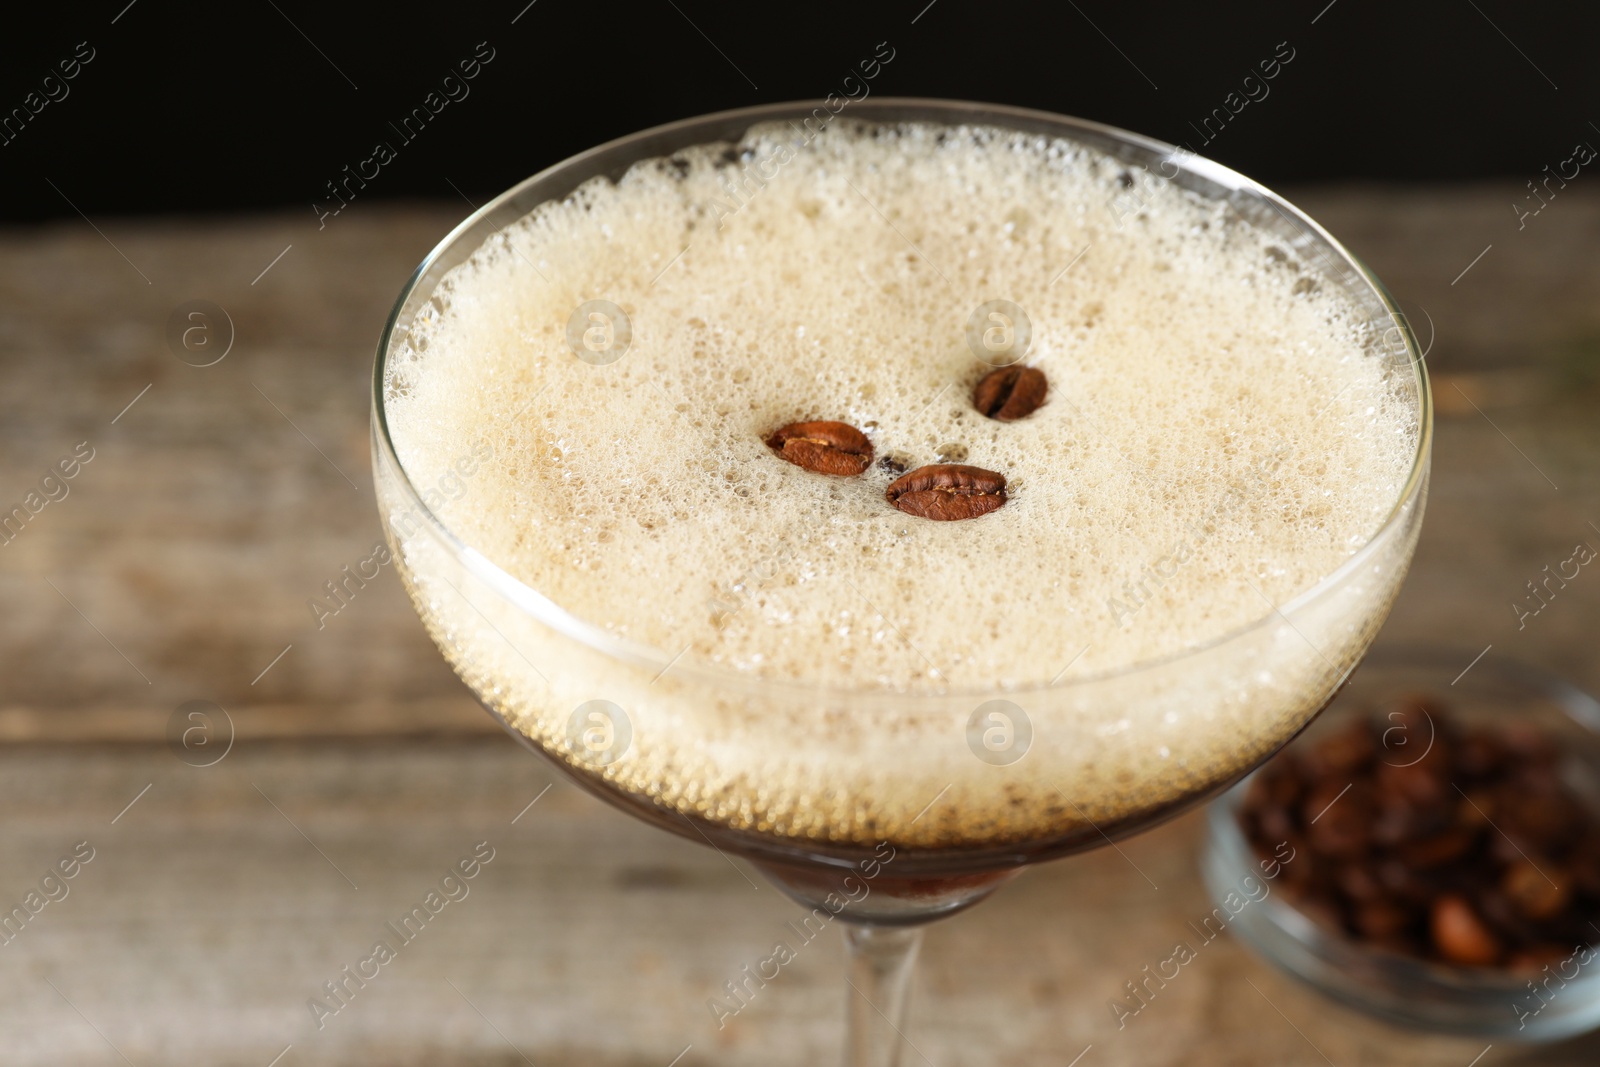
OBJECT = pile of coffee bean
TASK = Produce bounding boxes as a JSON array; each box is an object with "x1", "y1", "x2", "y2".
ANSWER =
[{"x1": 1239, "y1": 697, "x2": 1600, "y2": 970}]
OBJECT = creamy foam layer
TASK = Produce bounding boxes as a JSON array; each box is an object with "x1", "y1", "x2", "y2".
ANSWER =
[
  {"x1": 380, "y1": 119, "x2": 1423, "y2": 847},
  {"x1": 389, "y1": 121, "x2": 1415, "y2": 689}
]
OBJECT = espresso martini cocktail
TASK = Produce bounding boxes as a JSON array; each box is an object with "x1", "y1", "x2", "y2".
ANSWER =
[{"x1": 373, "y1": 101, "x2": 1430, "y2": 1063}]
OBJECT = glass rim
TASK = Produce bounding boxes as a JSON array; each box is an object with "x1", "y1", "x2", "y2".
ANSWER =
[{"x1": 370, "y1": 96, "x2": 1434, "y2": 700}]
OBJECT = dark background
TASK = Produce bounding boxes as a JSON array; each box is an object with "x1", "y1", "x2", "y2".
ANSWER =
[{"x1": 3, "y1": 0, "x2": 1597, "y2": 223}]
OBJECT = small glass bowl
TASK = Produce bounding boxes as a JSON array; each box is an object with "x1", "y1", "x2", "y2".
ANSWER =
[{"x1": 1203, "y1": 647, "x2": 1600, "y2": 1041}]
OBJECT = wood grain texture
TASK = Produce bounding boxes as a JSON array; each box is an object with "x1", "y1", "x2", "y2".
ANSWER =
[
  {"x1": 0, "y1": 205, "x2": 492, "y2": 738},
  {"x1": 0, "y1": 190, "x2": 1596, "y2": 1063},
  {"x1": 6, "y1": 739, "x2": 1598, "y2": 1067}
]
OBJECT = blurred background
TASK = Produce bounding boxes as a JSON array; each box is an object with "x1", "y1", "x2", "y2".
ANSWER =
[
  {"x1": 2, "y1": 1, "x2": 1598, "y2": 1065},
  {"x1": 7, "y1": 0, "x2": 1600, "y2": 218}
]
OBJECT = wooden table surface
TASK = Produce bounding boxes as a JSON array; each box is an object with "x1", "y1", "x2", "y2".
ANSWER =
[{"x1": 1, "y1": 186, "x2": 1598, "y2": 1065}]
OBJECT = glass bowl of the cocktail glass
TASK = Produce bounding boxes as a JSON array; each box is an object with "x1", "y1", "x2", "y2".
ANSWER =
[
  {"x1": 1203, "y1": 649, "x2": 1600, "y2": 1041},
  {"x1": 371, "y1": 98, "x2": 1432, "y2": 1067}
]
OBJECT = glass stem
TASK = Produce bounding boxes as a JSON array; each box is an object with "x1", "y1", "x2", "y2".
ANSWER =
[{"x1": 843, "y1": 924, "x2": 924, "y2": 1067}]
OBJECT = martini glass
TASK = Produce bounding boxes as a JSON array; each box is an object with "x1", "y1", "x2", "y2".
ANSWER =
[{"x1": 371, "y1": 100, "x2": 1432, "y2": 1065}]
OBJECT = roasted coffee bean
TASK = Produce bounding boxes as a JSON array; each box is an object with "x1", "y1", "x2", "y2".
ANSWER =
[
  {"x1": 766, "y1": 420, "x2": 873, "y2": 476},
  {"x1": 1335, "y1": 863, "x2": 1381, "y2": 903},
  {"x1": 1305, "y1": 782, "x2": 1370, "y2": 859},
  {"x1": 973, "y1": 366, "x2": 1047, "y2": 421},
  {"x1": 1488, "y1": 827, "x2": 1542, "y2": 867},
  {"x1": 1363, "y1": 793, "x2": 1452, "y2": 851},
  {"x1": 1474, "y1": 889, "x2": 1535, "y2": 943},
  {"x1": 1377, "y1": 758, "x2": 1449, "y2": 809},
  {"x1": 1498, "y1": 782, "x2": 1581, "y2": 850},
  {"x1": 1375, "y1": 857, "x2": 1431, "y2": 905},
  {"x1": 1456, "y1": 789, "x2": 1495, "y2": 830},
  {"x1": 1502, "y1": 861, "x2": 1571, "y2": 920},
  {"x1": 1355, "y1": 901, "x2": 1412, "y2": 939},
  {"x1": 1396, "y1": 827, "x2": 1475, "y2": 870},
  {"x1": 885, "y1": 464, "x2": 1007, "y2": 521},
  {"x1": 1371, "y1": 802, "x2": 1427, "y2": 847},
  {"x1": 1431, "y1": 894, "x2": 1501, "y2": 966},
  {"x1": 1308, "y1": 810, "x2": 1370, "y2": 858}
]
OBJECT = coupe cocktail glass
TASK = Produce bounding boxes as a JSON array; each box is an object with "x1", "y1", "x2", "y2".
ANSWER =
[{"x1": 371, "y1": 100, "x2": 1431, "y2": 1066}]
